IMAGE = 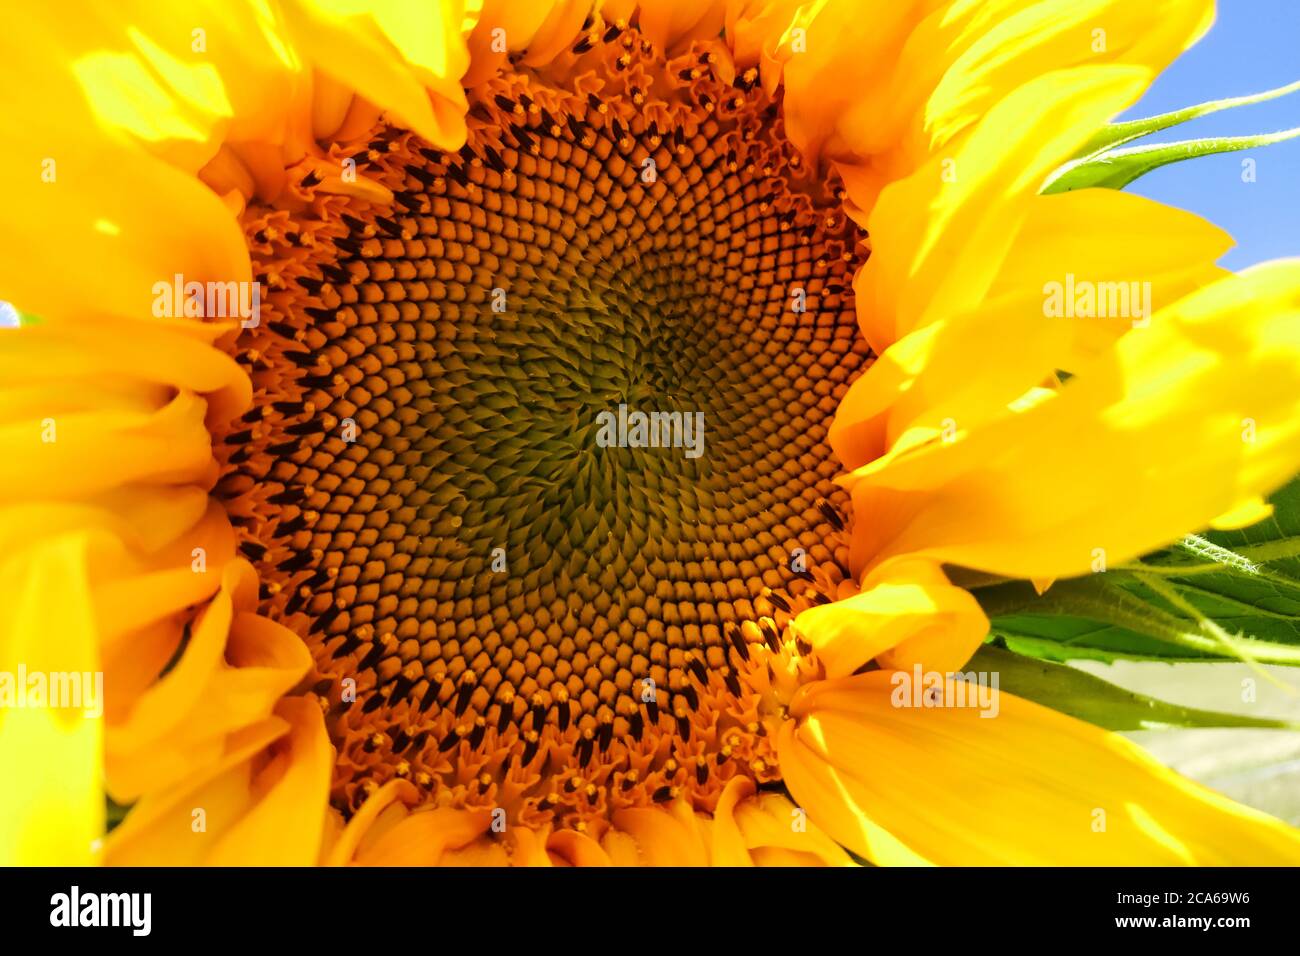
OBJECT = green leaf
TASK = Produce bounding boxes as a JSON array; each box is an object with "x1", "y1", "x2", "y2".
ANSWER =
[
  {"x1": 1128, "y1": 479, "x2": 1300, "y2": 647},
  {"x1": 975, "y1": 475, "x2": 1300, "y2": 665},
  {"x1": 1070, "y1": 79, "x2": 1300, "y2": 160},
  {"x1": 982, "y1": 576, "x2": 1300, "y2": 665},
  {"x1": 968, "y1": 646, "x2": 1299, "y2": 732},
  {"x1": 1043, "y1": 127, "x2": 1300, "y2": 193}
]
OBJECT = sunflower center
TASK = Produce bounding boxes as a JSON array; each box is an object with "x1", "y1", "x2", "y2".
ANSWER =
[{"x1": 215, "y1": 27, "x2": 869, "y2": 826}]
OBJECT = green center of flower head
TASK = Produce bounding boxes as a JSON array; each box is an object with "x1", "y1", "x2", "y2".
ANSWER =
[{"x1": 214, "y1": 26, "x2": 870, "y2": 823}]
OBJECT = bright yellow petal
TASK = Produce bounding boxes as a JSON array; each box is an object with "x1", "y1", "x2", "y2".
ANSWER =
[
  {"x1": 507, "y1": 825, "x2": 555, "y2": 867},
  {"x1": 0, "y1": 533, "x2": 105, "y2": 865},
  {"x1": 785, "y1": 672, "x2": 1300, "y2": 864},
  {"x1": 724, "y1": 0, "x2": 807, "y2": 93},
  {"x1": 775, "y1": 718, "x2": 932, "y2": 867},
  {"x1": 856, "y1": 65, "x2": 1149, "y2": 352},
  {"x1": 709, "y1": 775, "x2": 757, "y2": 866},
  {"x1": 733, "y1": 790, "x2": 856, "y2": 866},
  {"x1": 95, "y1": 500, "x2": 235, "y2": 664},
  {"x1": 0, "y1": 135, "x2": 251, "y2": 325},
  {"x1": 775, "y1": 0, "x2": 921, "y2": 166},
  {"x1": 1209, "y1": 497, "x2": 1274, "y2": 530},
  {"x1": 323, "y1": 779, "x2": 418, "y2": 865},
  {"x1": 203, "y1": 696, "x2": 333, "y2": 865},
  {"x1": 284, "y1": 0, "x2": 476, "y2": 149},
  {"x1": 104, "y1": 715, "x2": 288, "y2": 864},
  {"x1": 106, "y1": 560, "x2": 312, "y2": 801},
  {"x1": 463, "y1": 0, "x2": 560, "y2": 86},
  {"x1": 794, "y1": 558, "x2": 986, "y2": 677},
  {"x1": 599, "y1": 828, "x2": 644, "y2": 866},
  {"x1": 5, "y1": 1, "x2": 310, "y2": 167},
  {"x1": 845, "y1": 261, "x2": 1300, "y2": 579},
  {"x1": 920, "y1": 0, "x2": 1214, "y2": 152},
  {"x1": 831, "y1": 189, "x2": 1231, "y2": 472},
  {"x1": 106, "y1": 698, "x2": 329, "y2": 865},
  {"x1": 776, "y1": 0, "x2": 1210, "y2": 215},
  {"x1": 441, "y1": 837, "x2": 512, "y2": 865}
]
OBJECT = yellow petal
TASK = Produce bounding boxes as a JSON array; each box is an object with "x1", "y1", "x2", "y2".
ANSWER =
[
  {"x1": 636, "y1": 0, "x2": 727, "y2": 56},
  {"x1": 463, "y1": 0, "x2": 557, "y2": 86},
  {"x1": 1209, "y1": 497, "x2": 1274, "y2": 530},
  {"x1": 785, "y1": 672, "x2": 1300, "y2": 864},
  {"x1": 831, "y1": 189, "x2": 1231, "y2": 472},
  {"x1": 725, "y1": 0, "x2": 806, "y2": 87},
  {"x1": 285, "y1": 0, "x2": 475, "y2": 149},
  {"x1": 204, "y1": 696, "x2": 333, "y2": 865},
  {"x1": 0, "y1": 131, "x2": 251, "y2": 325},
  {"x1": 508, "y1": 825, "x2": 555, "y2": 867},
  {"x1": 324, "y1": 779, "x2": 419, "y2": 865},
  {"x1": 920, "y1": 0, "x2": 1214, "y2": 152},
  {"x1": 104, "y1": 715, "x2": 289, "y2": 864},
  {"x1": 733, "y1": 790, "x2": 856, "y2": 866},
  {"x1": 709, "y1": 775, "x2": 757, "y2": 866},
  {"x1": 856, "y1": 65, "x2": 1150, "y2": 352},
  {"x1": 353, "y1": 806, "x2": 493, "y2": 865},
  {"x1": 95, "y1": 500, "x2": 236, "y2": 659},
  {"x1": 310, "y1": 69, "x2": 357, "y2": 141},
  {"x1": 6, "y1": 1, "x2": 309, "y2": 168},
  {"x1": 611, "y1": 800, "x2": 711, "y2": 866},
  {"x1": 518, "y1": 0, "x2": 594, "y2": 66},
  {"x1": 776, "y1": 0, "x2": 922, "y2": 166},
  {"x1": 775, "y1": 718, "x2": 931, "y2": 866},
  {"x1": 440, "y1": 837, "x2": 512, "y2": 865},
  {"x1": 599, "y1": 828, "x2": 644, "y2": 866},
  {"x1": 0, "y1": 487, "x2": 210, "y2": 567},
  {"x1": 822, "y1": 0, "x2": 1212, "y2": 220},
  {"x1": 0, "y1": 322, "x2": 256, "y2": 500},
  {"x1": 107, "y1": 699, "x2": 327, "y2": 865},
  {"x1": 987, "y1": 188, "x2": 1232, "y2": 361},
  {"x1": 2, "y1": 313, "x2": 248, "y2": 418},
  {"x1": 793, "y1": 558, "x2": 987, "y2": 677},
  {"x1": 96, "y1": 501, "x2": 237, "y2": 729},
  {"x1": 0, "y1": 533, "x2": 105, "y2": 865},
  {"x1": 546, "y1": 828, "x2": 613, "y2": 866},
  {"x1": 845, "y1": 261, "x2": 1300, "y2": 580},
  {"x1": 106, "y1": 560, "x2": 312, "y2": 801}
]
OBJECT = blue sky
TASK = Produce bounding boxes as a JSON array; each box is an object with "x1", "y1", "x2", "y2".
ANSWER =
[{"x1": 1119, "y1": 0, "x2": 1300, "y2": 269}]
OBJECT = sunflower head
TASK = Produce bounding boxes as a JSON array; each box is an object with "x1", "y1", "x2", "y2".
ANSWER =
[
  {"x1": 210, "y1": 19, "x2": 872, "y2": 829},
  {"x1": 5, "y1": 0, "x2": 1300, "y2": 868}
]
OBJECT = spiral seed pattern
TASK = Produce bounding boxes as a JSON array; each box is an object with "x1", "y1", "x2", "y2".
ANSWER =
[{"x1": 215, "y1": 24, "x2": 870, "y2": 827}]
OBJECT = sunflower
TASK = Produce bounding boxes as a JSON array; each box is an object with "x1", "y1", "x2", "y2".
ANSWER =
[{"x1": 4, "y1": 0, "x2": 1300, "y2": 867}]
